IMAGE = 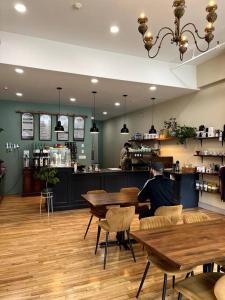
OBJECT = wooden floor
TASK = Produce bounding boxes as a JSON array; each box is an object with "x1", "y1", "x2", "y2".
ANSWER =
[{"x1": 0, "y1": 196, "x2": 223, "y2": 300}]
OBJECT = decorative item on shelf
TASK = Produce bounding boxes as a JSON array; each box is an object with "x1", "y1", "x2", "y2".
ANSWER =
[
  {"x1": 120, "y1": 94, "x2": 129, "y2": 135},
  {"x1": 195, "y1": 179, "x2": 219, "y2": 194},
  {"x1": 137, "y1": 0, "x2": 218, "y2": 61},
  {"x1": 181, "y1": 165, "x2": 196, "y2": 174},
  {"x1": 54, "y1": 87, "x2": 64, "y2": 133},
  {"x1": 90, "y1": 91, "x2": 99, "y2": 134},
  {"x1": 159, "y1": 128, "x2": 170, "y2": 139},
  {"x1": 35, "y1": 167, "x2": 60, "y2": 193},
  {"x1": 164, "y1": 117, "x2": 177, "y2": 137},
  {"x1": 175, "y1": 125, "x2": 196, "y2": 144}
]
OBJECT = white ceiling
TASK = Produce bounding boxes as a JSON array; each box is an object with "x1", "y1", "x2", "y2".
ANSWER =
[
  {"x1": 0, "y1": 0, "x2": 225, "y2": 62},
  {"x1": 0, "y1": 1, "x2": 224, "y2": 119},
  {"x1": 0, "y1": 63, "x2": 195, "y2": 120}
]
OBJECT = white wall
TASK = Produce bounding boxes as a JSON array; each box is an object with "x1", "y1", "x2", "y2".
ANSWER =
[{"x1": 0, "y1": 31, "x2": 197, "y2": 89}]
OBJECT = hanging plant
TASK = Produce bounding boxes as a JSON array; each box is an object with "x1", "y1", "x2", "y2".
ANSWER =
[{"x1": 175, "y1": 125, "x2": 196, "y2": 144}]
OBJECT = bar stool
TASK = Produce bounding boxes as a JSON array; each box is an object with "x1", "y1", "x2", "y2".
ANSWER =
[{"x1": 40, "y1": 191, "x2": 54, "y2": 216}]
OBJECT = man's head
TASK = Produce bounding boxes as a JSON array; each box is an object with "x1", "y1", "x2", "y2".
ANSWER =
[{"x1": 150, "y1": 162, "x2": 164, "y2": 176}]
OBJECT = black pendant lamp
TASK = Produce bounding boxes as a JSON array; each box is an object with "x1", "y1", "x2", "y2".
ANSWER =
[
  {"x1": 54, "y1": 87, "x2": 64, "y2": 132},
  {"x1": 149, "y1": 97, "x2": 157, "y2": 134},
  {"x1": 90, "y1": 91, "x2": 99, "y2": 134},
  {"x1": 120, "y1": 94, "x2": 129, "y2": 135}
]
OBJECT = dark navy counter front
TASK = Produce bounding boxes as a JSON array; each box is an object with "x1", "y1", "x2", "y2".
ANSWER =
[
  {"x1": 52, "y1": 168, "x2": 150, "y2": 211},
  {"x1": 52, "y1": 168, "x2": 199, "y2": 211},
  {"x1": 164, "y1": 169, "x2": 199, "y2": 209}
]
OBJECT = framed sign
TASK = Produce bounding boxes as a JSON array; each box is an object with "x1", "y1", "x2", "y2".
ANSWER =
[
  {"x1": 74, "y1": 116, "x2": 85, "y2": 141},
  {"x1": 57, "y1": 115, "x2": 69, "y2": 141},
  {"x1": 39, "y1": 114, "x2": 52, "y2": 141},
  {"x1": 21, "y1": 113, "x2": 34, "y2": 140}
]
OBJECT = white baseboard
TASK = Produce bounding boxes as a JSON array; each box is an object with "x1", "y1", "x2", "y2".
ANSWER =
[{"x1": 199, "y1": 201, "x2": 225, "y2": 215}]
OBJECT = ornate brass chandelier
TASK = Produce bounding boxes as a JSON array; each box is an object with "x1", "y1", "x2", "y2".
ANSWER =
[{"x1": 137, "y1": 0, "x2": 218, "y2": 61}]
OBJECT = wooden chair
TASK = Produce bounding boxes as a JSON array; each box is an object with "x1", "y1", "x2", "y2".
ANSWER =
[
  {"x1": 120, "y1": 187, "x2": 150, "y2": 213},
  {"x1": 154, "y1": 205, "x2": 183, "y2": 225},
  {"x1": 136, "y1": 216, "x2": 193, "y2": 300},
  {"x1": 84, "y1": 190, "x2": 107, "y2": 239},
  {"x1": 95, "y1": 206, "x2": 136, "y2": 269},
  {"x1": 183, "y1": 212, "x2": 211, "y2": 224},
  {"x1": 175, "y1": 273, "x2": 225, "y2": 300}
]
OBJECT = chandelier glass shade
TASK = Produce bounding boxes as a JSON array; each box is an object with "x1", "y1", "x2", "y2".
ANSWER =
[{"x1": 137, "y1": 0, "x2": 218, "y2": 60}]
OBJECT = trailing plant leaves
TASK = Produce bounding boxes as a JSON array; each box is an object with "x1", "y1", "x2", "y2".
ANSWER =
[{"x1": 175, "y1": 125, "x2": 196, "y2": 144}]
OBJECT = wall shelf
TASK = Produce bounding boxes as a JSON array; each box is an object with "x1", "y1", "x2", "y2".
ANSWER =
[
  {"x1": 195, "y1": 136, "x2": 224, "y2": 147},
  {"x1": 194, "y1": 154, "x2": 225, "y2": 164},
  {"x1": 129, "y1": 137, "x2": 176, "y2": 143}
]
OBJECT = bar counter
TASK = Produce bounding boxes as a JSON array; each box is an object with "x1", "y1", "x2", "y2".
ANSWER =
[
  {"x1": 52, "y1": 168, "x2": 149, "y2": 210},
  {"x1": 52, "y1": 168, "x2": 199, "y2": 211}
]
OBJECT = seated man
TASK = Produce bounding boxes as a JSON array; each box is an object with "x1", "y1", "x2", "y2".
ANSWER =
[{"x1": 138, "y1": 162, "x2": 178, "y2": 219}]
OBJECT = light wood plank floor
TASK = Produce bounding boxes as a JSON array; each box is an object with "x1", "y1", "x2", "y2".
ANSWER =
[{"x1": 0, "y1": 196, "x2": 223, "y2": 300}]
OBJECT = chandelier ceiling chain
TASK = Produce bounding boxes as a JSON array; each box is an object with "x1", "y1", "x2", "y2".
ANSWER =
[{"x1": 137, "y1": 0, "x2": 218, "y2": 60}]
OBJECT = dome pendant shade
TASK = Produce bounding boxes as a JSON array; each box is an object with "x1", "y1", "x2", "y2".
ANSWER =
[
  {"x1": 90, "y1": 122, "x2": 99, "y2": 134},
  {"x1": 54, "y1": 120, "x2": 64, "y2": 132},
  {"x1": 149, "y1": 125, "x2": 157, "y2": 134},
  {"x1": 120, "y1": 124, "x2": 129, "y2": 134}
]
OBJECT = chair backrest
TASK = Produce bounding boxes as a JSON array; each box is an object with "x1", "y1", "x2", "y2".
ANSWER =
[
  {"x1": 214, "y1": 275, "x2": 225, "y2": 300},
  {"x1": 105, "y1": 206, "x2": 135, "y2": 232},
  {"x1": 140, "y1": 216, "x2": 172, "y2": 230},
  {"x1": 120, "y1": 187, "x2": 140, "y2": 194},
  {"x1": 183, "y1": 212, "x2": 210, "y2": 224},
  {"x1": 87, "y1": 190, "x2": 107, "y2": 194},
  {"x1": 154, "y1": 205, "x2": 183, "y2": 224}
]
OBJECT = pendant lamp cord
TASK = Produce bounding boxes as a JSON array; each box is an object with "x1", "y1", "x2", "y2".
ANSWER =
[
  {"x1": 151, "y1": 98, "x2": 155, "y2": 126},
  {"x1": 123, "y1": 94, "x2": 127, "y2": 124}
]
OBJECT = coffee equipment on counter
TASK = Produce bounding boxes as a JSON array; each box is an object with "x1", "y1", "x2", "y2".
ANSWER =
[
  {"x1": 23, "y1": 150, "x2": 30, "y2": 168},
  {"x1": 65, "y1": 142, "x2": 77, "y2": 162},
  {"x1": 33, "y1": 149, "x2": 50, "y2": 167}
]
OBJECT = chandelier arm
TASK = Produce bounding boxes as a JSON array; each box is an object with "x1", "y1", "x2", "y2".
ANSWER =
[
  {"x1": 182, "y1": 29, "x2": 210, "y2": 53},
  {"x1": 181, "y1": 23, "x2": 205, "y2": 40},
  {"x1": 152, "y1": 27, "x2": 174, "y2": 46},
  {"x1": 148, "y1": 32, "x2": 174, "y2": 59}
]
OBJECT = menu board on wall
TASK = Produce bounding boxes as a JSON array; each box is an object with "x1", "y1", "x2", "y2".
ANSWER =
[
  {"x1": 57, "y1": 115, "x2": 69, "y2": 141},
  {"x1": 39, "y1": 114, "x2": 52, "y2": 141},
  {"x1": 21, "y1": 113, "x2": 34, "y2": 140},
  {"x1": 74, "y1": 116, "x2": 85, "y2": 141}
]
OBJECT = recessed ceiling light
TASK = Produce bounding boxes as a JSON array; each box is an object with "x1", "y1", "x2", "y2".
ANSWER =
[
  {"x1": 110, "y1": 26, "x2": 119, "y2": 34},
  {"x1": 91, "y1": 78, "x2": 98, "y2": 84},
  {"x1": 14, "y1": 3, "x2": 27, "y2": 13},
  {"x1": 15, "y1": 68, "x2": 24, "y2": 74},
  {"x1": 114, "y1": 102, "x2": 120, "y2": 106},
  {"x1": 16, "y1": 92, "x2": 23, "y2": 97},
  {"x1": 70, "y1": 97, "x2": 76, "y2": 102},
  {"x1": 103, "y1": 111, "x2": 108, "y2": 115},
  {"x1": 149, "y1": 86, "x2": 157, "y2": 91}
]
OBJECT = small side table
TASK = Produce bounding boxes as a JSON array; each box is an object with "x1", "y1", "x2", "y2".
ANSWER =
[{"x1": 40, "y1": 191, "x2": 53, "y2": 216}]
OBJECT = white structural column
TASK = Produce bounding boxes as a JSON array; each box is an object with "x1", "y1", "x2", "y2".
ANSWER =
[{"x1": 0, "y1": 31, "x2": 197, "y2": 90}]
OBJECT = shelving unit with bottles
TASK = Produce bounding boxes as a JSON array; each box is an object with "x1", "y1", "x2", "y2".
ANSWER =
[{"x1": 194, "y1": 136, "x2": 224, "y2": 197}]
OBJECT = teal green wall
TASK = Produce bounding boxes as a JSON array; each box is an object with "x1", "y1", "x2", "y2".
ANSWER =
[{"x1": 0, "y1": 100, "x2": 103, "y2": 195}]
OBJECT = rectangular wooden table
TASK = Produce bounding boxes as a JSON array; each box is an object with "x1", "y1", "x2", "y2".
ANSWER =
[
  {"x1": 81, "y1": 192, "x2": 138, "y2": 207},
  {"x1": 131, "y1": 218, "x2": 225, "y2": 271}
]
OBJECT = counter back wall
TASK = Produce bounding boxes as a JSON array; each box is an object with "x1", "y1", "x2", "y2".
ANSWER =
[{"x1": 0, "y1": 100, "x2": 103, "y2": 195}]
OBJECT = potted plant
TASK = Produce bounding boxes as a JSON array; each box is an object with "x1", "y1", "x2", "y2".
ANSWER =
[
  {"x1": 175, "y1": 125, "x2": 196, "y2": 144},
  {"x1": 35, "y1": 167, "x2": 60, "y2": 192},
  {"x1": 164, "y1": 118, "x2": 177, "y2": 137}
]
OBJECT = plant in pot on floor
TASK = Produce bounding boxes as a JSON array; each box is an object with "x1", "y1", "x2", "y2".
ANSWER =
[
  {"x1": 35, "y1": 167, "x2": 60, "y2": 193},
  {"x1": 175, "y1": 125, "x2": 196, "y2": 144}
]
